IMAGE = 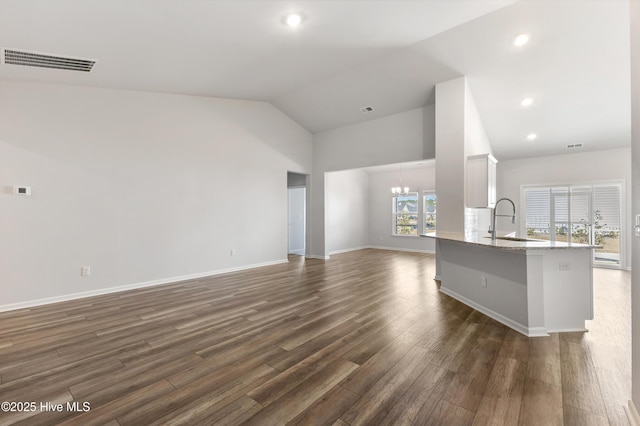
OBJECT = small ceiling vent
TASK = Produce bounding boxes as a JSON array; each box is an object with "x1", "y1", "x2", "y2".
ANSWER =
[
  {"x1": 3, "y1": 48, "x2": 96, "y2": 72},
  {"x1": 566, "y1": 143, "x2": 584, "y2": 149},
  {"x1": 360, "y1": 106, "x2": 375, "y2": 113}
]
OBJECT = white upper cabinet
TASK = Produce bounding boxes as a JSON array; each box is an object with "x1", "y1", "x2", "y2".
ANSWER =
[{"x1": 466, "y1": 154, "x2": 497, "y2": 208}]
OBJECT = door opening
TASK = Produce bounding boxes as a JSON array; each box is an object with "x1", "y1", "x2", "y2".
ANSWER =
[{"x1": 287, "y1": 172, "x2": 308, "y2": 256}]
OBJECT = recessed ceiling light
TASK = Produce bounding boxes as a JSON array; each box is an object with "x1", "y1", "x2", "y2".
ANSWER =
[
  {"x1": 521, "y1": 97, "x2": 534, "y2": 107},
  {"x1": 527, "y1": 133, "x2": 537, "y2": 141},
  {"x1": 284, "y1": 13, "x2": 303, "y2": 28},
  {"x1": 514, "y1": 33, "x2": 530, "y2": 47}
]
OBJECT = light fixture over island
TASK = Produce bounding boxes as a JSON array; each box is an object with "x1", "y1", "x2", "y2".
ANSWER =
[{"x1": 422, "y1": 231, "x2": 601, "y2": 337}]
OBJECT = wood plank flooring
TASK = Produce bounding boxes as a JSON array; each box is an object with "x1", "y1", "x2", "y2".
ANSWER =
[{"x1": 0, "y1": 249, "x2": 631, "y2": 425}]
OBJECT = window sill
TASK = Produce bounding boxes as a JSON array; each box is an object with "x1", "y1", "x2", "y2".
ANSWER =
[{"x1": 391, "y1": 234, "x2": 420, "y2": 238}]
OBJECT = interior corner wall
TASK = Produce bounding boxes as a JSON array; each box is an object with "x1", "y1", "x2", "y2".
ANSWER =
[
  {"x1": 0, "y1": 82, "x2": 312, "y2": 309},
  {"x1": 464, "y1": 81, "x2": 493, "y2": 158},
  {"x1": 326, "y1": 169, "x2": 369, "y2": 254},
  {"x1": 496, "y1": 148, "x2": 632, "y2": 269},
  {"x1": 310, "y1": 107, "x2": 429, "y2": 258}
]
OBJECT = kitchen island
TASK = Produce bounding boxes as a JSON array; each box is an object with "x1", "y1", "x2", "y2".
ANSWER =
[{"x1": 423, "y1": 231, "x2": 600, "y2": 337}]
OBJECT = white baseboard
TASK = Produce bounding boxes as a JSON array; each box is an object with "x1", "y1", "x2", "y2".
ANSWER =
[
  {"x1": 627, "y1": 400, "x2": 640, "y2": 426},
  {"x1": 327, "y1": 245, "x2": 437, "y2": 256},
  {"x1": 328, "y1": 246, "x2": 370, "y2": 255},
  {"x1": 439, "y1": 286, "x2": 548, "y2": 337},
  {"x1": 368, "y1": 245, "x2": 436, "y2": 254},
  {"x1": 310, "y1": 245, "x2": 436, "y2": 259},
  {"x1": 305, "y1": 254, "x2": 330, "y2": 260},
  {"x1": 0, "y1": 259, "x2": 289, "y2": 313},
  {"x1": 546, "y1": 326, "x2": 588, "y2": 333}
]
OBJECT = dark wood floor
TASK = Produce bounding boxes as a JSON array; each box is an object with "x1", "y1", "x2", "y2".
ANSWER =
[{"x1": 0, "y1": 249, "x2": 630, "y2": 425}]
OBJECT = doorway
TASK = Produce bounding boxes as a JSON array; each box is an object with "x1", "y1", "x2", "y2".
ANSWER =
[{"x1": 287, "y1": 172, "x2": 307, "y2": 256}]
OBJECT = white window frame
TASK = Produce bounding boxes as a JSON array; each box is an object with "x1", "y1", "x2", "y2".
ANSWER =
[
  {"x1": 521, "y1": 180, "x2": 625, "y2": 269},
  {"x1": 392, "y1": 192, "x2": 419, "y2": 236},
  {"x1": 423, "y1": 190, "x2": 436, "y2": 233}
]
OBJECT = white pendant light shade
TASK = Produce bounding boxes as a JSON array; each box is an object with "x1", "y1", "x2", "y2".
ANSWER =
[
  {"x1": 391, "y1": 167, "x2": 409, "y2": 196},
  {"x1": 391, "y1": 185, "x2": 410, "y2": 195}
]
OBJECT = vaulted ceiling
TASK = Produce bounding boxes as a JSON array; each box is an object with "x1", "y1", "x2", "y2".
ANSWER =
[{"x1": 0, "y1": 0, "x2": 630, "y2": 160}]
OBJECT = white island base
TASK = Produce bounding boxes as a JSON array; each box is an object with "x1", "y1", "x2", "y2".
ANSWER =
[{"x1": 427, "y1": 233, "x2": 596, "y2": 337}]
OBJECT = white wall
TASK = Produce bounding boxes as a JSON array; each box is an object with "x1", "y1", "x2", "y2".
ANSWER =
[
  {"x1": 497, "y1": 148, "x2": 632, "y2": 269},
  {"x1": 463, "y1": 80, "x2": 494, "y2": 234},
  {"x1": 464, "y1": 82, "x2": 493, "y2": 158},
  {"x1": 423, "y1": 105, "x2": 436, "y2": 159},
  {"x1": 0, "y1": 82, "x2": 312, "y2": 309},
  {"x1": 368, "y1": 166, "x2": 436, "y2": 253},
  {"x1": 325, "y1": 164, "x2": 437, "y2": 254},
  {"x1": 435, "y1": 78, "x2": 466, "y2": 233},
  {"x1": 311, "y1": 106, "x2": 433, "y2": 258},
  {"x1": 435, "y1": 77, "x2": 494, "y2": 235},
  {"x1": 326, "y1": 169, "x2": 369, "y2": 254}
]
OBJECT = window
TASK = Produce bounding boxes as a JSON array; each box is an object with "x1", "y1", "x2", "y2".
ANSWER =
[
  {"x1": 391, "y1": 191, "x2": 437, "y2": 236},
  {"x1": 393, "y1": 193, "x2": 418, "y2": 235},
  {"x1": 423, "y1": 192, "x2": 436, "y2": 231},
  {"x1": 524, "y1": 184, "x2": 622, "y2": 267}
]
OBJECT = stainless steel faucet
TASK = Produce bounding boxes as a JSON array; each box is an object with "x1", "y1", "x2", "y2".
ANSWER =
[{"x1": 490, "y1": 197, "x2": 516, "y2": 240}]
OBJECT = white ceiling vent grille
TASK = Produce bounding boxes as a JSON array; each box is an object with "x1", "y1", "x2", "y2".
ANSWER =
[
  {"x1": 566, "y1": 143, "x2": 584, "y2": 149},
  {"x1": 3, "y1": 49, "x2": 96, "y2": 72},
  {"x1": 360, "y1": 106, "x2": 375, "y2": 113}
]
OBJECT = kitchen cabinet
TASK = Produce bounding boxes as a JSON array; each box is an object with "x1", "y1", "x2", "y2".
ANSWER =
[{"x1": 466, "y1": 153, "x2": 497, "y2": 208}]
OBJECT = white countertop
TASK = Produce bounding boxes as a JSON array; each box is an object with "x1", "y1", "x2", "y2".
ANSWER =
[{"x1": 421, "y1": 231, "x2": 600, "y2": 251}]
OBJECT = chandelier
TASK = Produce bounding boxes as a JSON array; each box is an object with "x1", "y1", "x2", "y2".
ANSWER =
[{"x1": 391, "y1": 180, "x2": 409, "y2": 196}]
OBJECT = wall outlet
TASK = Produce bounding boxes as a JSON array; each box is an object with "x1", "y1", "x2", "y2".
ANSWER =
[
  {"x1": 230, "y1": 249, "x2": 236, "y2": 256},
  {"x1": 80, "y1": 266, "x2": 91, "y2": 276},
  {"x1": 559, "y1": 261, "x2": 570, "y2": 271},
  {"x1": 13, "y1": 185, "x2": 31, "y2": 196},
  {"x1": 480, "y1": 275, "x2": 487, "y2": 288}
]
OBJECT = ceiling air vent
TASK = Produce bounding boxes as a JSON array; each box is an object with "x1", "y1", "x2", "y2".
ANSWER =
[
  {"x1": 360, "y1": 106, "x2": 375, "y2": 113},
  {"x1": 566, "y1": 143, "x2": 584, "y2": 149},
  {"x1": 3, "y1": 48, "x2": 96, "y2": 72}
]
